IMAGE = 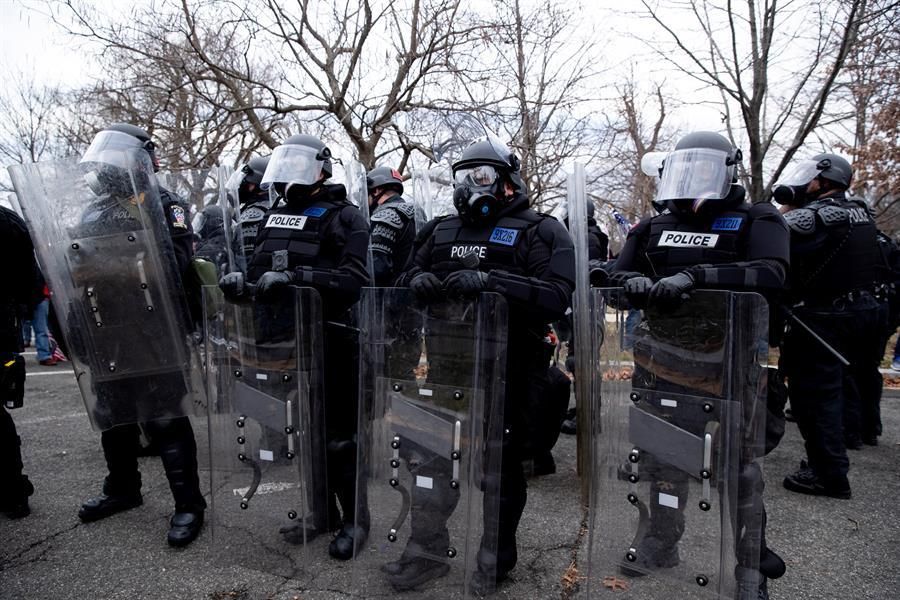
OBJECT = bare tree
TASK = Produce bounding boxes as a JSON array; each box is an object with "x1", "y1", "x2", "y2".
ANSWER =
[
  {"x1": 0, "y1": 73, "x2": 64, "y2": 166},
  {"x1": 637, "y1": 0, "x2": 869, "y2": 202},
  {"x1": 834, "y1": 0, "x2": 900, "y2": 233},
  {"x1": 456, "y1": 0, "x2": 606, "y2": 210},
  {"x1": 50, "y1": 1, "x2": 284, "y2": 170}
]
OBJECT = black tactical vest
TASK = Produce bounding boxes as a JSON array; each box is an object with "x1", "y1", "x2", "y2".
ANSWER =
[
  {"x1": 246, "y1": 199, "x2": 342, "y2": 281},
  {"x1": 790, "y1": 195, "x2": 880, "y2": 300},
  {"x1": 645, "y1": 205, "x2": 752, "y2": 277},
  {"x1": 429, "y1": 210, "x2": 543, "y2": 277}
]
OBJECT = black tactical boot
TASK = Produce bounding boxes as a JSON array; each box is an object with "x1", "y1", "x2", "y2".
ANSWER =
[
  {"x1": 2, "y1": 476, "x2": 34, "y2": 519},
  {"x1": 783, "y1": 465, "x2": 851, "y2": 499},
  {"x1": 386, "y1": 556, "x2": 451, "y2": 591},
  {"x1": 329, "y1": 522, "x2": 369, "y2": 560},
  {"x1": 78, "y1": 492, "x2": 143, "y2": 522},
  {"x1": 167, "y1": 510, "x2": 204, "y2": 547},
  {"x1": 560, "y1": 408, "x2": 577, "y2": 435},
  {"x1": 619, "y1": 535, "x2": 680, "y2": 577}
]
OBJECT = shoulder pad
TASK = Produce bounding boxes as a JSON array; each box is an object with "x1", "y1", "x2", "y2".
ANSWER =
[
  {"x1": 817, "y1": 204, "x2": 850, "y2": 226},
  {"x1": 240, "y1": 205, "x2": 267, "y2": 223},
  {"x1": 391, "y1": 200, "x2": 417, "y2": 219},
  {"x1": 371, "y1": 205, "x2": 409, "y2": 229},
  {"x1": 784, "y1": 208, "x2": 816, "y2": 234}
]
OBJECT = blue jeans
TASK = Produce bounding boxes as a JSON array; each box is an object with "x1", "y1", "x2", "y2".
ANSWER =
[{"x1": 25, "y1": 300, "x2": 51, "y2": 361}]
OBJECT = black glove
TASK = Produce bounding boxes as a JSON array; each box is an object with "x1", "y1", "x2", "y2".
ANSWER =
[
  {"x1": 648, "y1": 271, "x2": 694, "y2": 308},
  {"x1": 588, "y1": 260, "x2": 610, "y2": 287},
  {"x1": 622, "y1": 276, "x2": 653, "y2": 309},
  {"x1": 255, "y1": 271, "x2": 295, "y2": 302},
  {"x1": 608, "y1": 270, "x2": 646, "y2": 287},
  {"x1": 219, "y1": 272, "x2": 248, "y2": 302},
  {"x1": 409, "y1": 272, "x2": 444, "y2": 303},
  {"x1": 443, "y1": 269, "x2": 488, "y2": 297}
]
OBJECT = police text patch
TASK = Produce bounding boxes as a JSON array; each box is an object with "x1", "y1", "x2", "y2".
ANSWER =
[
  {"x1": 657, "y1": 230, "x2": 719, "y2": 248},
  {"x1": 489, "y1": 227, "x2": 519, "y2": 246},
  {"x1": 711, "y1": 217, "x2": 743, "y2": 231},
  {"x1": 450, "y1": 245, "x2": 487, "y2": 260},
  {"x1": 266, "y1": 214, "x2": 308, "y2": 230}
]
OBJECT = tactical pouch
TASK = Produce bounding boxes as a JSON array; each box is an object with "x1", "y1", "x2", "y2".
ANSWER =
[{"x1": 1, "y1": 353, "x2": 26, "y2": 409}]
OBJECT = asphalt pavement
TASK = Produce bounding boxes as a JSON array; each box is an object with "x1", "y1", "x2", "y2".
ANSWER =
[{"x1": 2, "y1": 353, "x2": 898, "y2": 599}]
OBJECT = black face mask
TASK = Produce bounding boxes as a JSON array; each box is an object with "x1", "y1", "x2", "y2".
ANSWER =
[
  {"x1": 772, "y1": 184, "x2": 809, "y2": 206},
  {"x1": 453, "y1": 183, "x2": 506, "y2": 225},
  {"x1": 276, "y1": 181, "x2": 322, "y2": 204}
]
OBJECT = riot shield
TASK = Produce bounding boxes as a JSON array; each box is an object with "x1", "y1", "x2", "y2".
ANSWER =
[
  {"x1": 10, "y1": 152, "x2": 203, "y2": 431},
  {"x1": 586, "y1": 289, "x2": 768, "y2": 599},
  {"x1": 344, "y1": 159, "x2": 374, "y2": 278},
  {"x1": 352, "y1": 288, "x2": 508, "y2": 597},
  {"x1": 410, "y1": 165, "x2": 454, "y2": 225},
  {"x1": 203, "y1": 284, "x2": 328, "y2": 576},
  {"x1": 567, "y1": 163, "x2": 595, "y2": 495}
]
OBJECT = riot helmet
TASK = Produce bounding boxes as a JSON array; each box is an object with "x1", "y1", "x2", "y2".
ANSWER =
[
  {"x1": 80, "y1": 124, "x2": 158, "y2": 199},
  {"x1": 227, "y1": 155, "x2": 271, "y2": 205},
  {"x1": 367, "y1": 166, "x2": 404, "y2": 209},
  {"x1": 772, "y1": 153, "x2": 853, "y2": 205},
  {"x1": 261, "y1": 134, "x2": 333, "y2": 200},
  {"x1": 655, "y1": 131, "x2": 742, "y2": 212},
  {"x1": 451, "y1": 136, "x2": 524, "y2": 224}
]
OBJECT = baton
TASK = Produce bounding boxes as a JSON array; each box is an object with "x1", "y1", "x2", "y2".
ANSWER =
[{"x1": 782, "y1": 306, "x2": 850, "y2": 367}]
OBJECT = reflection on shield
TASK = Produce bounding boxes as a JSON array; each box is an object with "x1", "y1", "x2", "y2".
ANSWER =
[
  {"x1": 586, "y1": 289, "x2": 768, "y2": 599},
  {"x1": 352, "y1": 288, "x2": 508, "y2": 598},
  {"x1": 203, "y1": 285, "x2": 327, "y2": 578}
]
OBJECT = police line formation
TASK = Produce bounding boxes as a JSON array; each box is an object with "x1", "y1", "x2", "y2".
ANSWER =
[{"x1": 1, "y1": 120, "x2": 894, "y2": 600}]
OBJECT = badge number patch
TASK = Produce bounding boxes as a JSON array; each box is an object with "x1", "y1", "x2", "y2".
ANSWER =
[
  {"x1": 711, "y1": 217, "x2": 743, "y2": 231},
  {"x1": 658, "y1": 230, "x2": 720, "y2": 248},
  {"x1": 266, "y1": 214, "x2": 308, "y2": 230},
  {"x1": 489, "y1": 227, "x2": 519, "y2": 246}
]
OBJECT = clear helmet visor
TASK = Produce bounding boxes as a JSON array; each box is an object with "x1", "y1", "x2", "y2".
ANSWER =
[
  {"x1": 640, "y1": 151, "x2": 668, "y2": 177},
  {"x1": 225, "y1": 167, "x2": 246, "y2": 190},
  {"x1": 656, "y1": 148, "x2": 733, "y2": 202},
  {"x1": 454, "y1": 164, "x2": 500, "y2": 187},
  {"x1": 260, "y1": 144, "x2": 323, "y2": 189},
  {"x1": 80, "y1": 130, "x2": 146, "y2": 169},
  {"x1": 774, "y1": 159, "x2": 822, "y2": 187}
]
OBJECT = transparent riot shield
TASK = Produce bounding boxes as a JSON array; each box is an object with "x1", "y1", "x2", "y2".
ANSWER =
[
  {"x1": 10, "y1": 153, "x2": 202, "y2": 431},
  {"x1": 411, "y1": 165, "x2": 455, "y2": 226},
  {"x1": 344, "y1": 159, "x2": 374, "y2": 278},
  {"x1": 352, "y1": 288, "x2": 508, "y2": 597},
  {"x1": 586, "y1": 289, "x2": 768, "y2": 599},
  {"x1": 157, "y1": 168, "x2": 216, "y2": 213},
  {"x1": 567, "y1": 163, "x2": 595, "y2": 494},
  {"x1": 203, "y1": 285, "x2": 327, "y2": 576}
]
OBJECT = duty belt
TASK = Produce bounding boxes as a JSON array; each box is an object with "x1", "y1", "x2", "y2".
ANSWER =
[{"x1": 797, "y1": 288, "x2": 878, "y2": 311}]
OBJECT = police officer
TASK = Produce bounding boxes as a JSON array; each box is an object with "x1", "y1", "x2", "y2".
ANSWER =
[
  {"x1": 232, "y1": 155, "x2": 272, "y2": 257},
  {"x1": 74, "y1": 124, "x2": 207, "y2": 547},
  {"x1": 607, "y1": 131, "x2": 789, "y2": 599},
  {"x1": 394, "y1": 136, "x2": 575, "y2": 592},
  {"x1": 367, "y1": 166, "x2": 417, "y2": 286},
  {"x1": 0, "y1": 206, "x2": 40, "y2": 519},
  {"x1": 220, "y1": 134, "x2": 371, "y2": 560},
  {"x1": 776, "y1": 153, "x2": 886, "y2": 497}
]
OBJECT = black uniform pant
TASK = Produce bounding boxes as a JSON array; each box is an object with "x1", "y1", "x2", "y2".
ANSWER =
[
  {"x1": 0, "y1": 405, "x2": 30, "y2": 500},
  {"x1": 323, "y1": 323, "x2": 367, "y2": 530},
  {"x1": 782, "y1": 295, "x2": 883, "y2": 486},
  {"x1": 100, "y1": 416, "x2": 206, "y2": 512}
]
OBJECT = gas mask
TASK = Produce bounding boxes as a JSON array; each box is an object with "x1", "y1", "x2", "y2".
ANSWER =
[
  {"x1": 772, "y1": 184, "x2": 810, "y2": 206},
  {"x1": 452, "y1": 164, "x2": 507, "y2": 224}
]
